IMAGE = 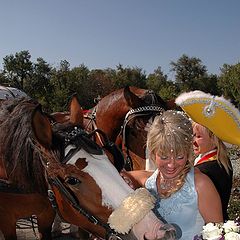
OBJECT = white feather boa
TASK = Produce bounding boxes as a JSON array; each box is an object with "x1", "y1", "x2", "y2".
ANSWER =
[{"x1": 108, "y1": 188, "x2": 156, "y2": 234}]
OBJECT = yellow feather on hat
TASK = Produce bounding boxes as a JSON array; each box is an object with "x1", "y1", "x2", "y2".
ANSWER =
[{"x1": 175, "y1": 90, "x2": 240, "y2": 146}]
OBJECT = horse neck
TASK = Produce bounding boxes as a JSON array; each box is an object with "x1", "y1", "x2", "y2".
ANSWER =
[
  {"x1": 95, "y1": 96, "x2": 130, "y2": 141},
  {"x1": 0, "y1": 158, "x2": 7, "y2": 179}
]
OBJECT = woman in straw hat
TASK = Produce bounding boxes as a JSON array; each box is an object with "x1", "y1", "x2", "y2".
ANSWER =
[
  {"x1": 192, "y1": 122, "x2": 233, "y2": 220},
  {"x1": 124, "y1": 110, "x2": 223, "y2": 240}
]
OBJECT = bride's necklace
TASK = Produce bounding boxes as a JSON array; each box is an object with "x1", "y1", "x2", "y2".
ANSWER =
[
  {"x1": 159, "y1": 178, "x2": 175, "y2": 190},
  {"x1": 157, "y1": 171, "x2": 180, "y2": 193}
]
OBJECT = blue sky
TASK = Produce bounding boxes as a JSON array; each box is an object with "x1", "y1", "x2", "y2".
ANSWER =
[{"x1": 0, "y1": 0, "x2": 239, "y2": 78}]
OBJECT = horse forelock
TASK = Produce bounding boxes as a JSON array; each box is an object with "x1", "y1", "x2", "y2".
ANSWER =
[{"x1": 0, "y1": 99, "x2": 49, "y2": 193}]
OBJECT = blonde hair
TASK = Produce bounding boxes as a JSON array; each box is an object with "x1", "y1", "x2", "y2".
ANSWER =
[
  {"x1": 147, "y1": 110, "x2": 194, "y2": 197},
  {"x1": 192, "y1": 122, "x2": 232, "y2": 175}
]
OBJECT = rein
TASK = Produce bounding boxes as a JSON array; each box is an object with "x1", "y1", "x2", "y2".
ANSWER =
[
  {"x1": 32, "y1": 128, "x2": 125, "y2": 239},
  {"x1": 121, "y1": 105, "x2": 164, "y2": 170},
  {"x1": 48, "y1": 177, "x2": 123, "y2": 240}
]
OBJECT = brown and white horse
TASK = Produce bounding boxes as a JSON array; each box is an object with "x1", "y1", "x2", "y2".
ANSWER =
[{"x1": 0, "y1": 97, "x2": 176, "y2": 240}]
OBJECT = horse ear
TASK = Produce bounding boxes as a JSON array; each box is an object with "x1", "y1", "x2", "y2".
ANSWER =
[
  {"x1": 123, "y1": 86, "x2": 144, "y2": 108},
  {"x1": 32, "y1": 105, "x2": 53, "y2": 149},
  {"x1": 69, "y1": 94, "x2": 84, "y2": 126}
]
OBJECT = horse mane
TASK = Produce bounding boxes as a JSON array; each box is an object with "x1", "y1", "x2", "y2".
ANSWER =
[
  {"x1": 140, "y1": 90, "x2": 168, "y2": 109},
  {"x1": 0, "y1": 98, "x2": 63, "y2": 194}
]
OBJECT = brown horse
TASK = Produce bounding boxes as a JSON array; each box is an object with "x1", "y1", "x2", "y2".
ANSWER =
[
  {"x1": 79, "y1": 86, "x2": 175, "y2": 170},
  {"x1": 83, "y1": 86, "x2": 165, "y2": 141},
  {"x1": 0, "y1": 97, "x2": 176, "y2": 240},
  {"x1": 0, "y1": 98, "x2": 56, "y2": 240},
  {"x1": 87, "y1": 86, "x2": 178, "y2": 170}
]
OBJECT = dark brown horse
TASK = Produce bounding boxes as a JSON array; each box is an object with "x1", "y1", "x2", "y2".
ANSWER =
[
  {"x1": 0, "y1": 97, "x2": 176, "y2": 240},
  {"x1": 0, "y1": 98, "x2": 56, "y2": 239},
  {"x1": 87, "y1": 86, "x2": 177, "y2": 170}
]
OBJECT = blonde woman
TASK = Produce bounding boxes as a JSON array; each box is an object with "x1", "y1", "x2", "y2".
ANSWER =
[
  {"x1": 192, "y1": 122, "x2": 233, "y2": 221},
  {"x1": 125, "y1": 110, "x2": 223, "y2": 240}
]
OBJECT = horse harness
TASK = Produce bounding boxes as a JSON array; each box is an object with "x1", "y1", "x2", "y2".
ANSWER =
[
  {"x1": 120, "y1": 105, "x2": 164, "y2": 170},
  {"x1": 83, "y1": 106, "x2": 107, "y2": 146},
  {"x1": 83, "y1": 103, "x2": 164, "y2": 170},
  {"x1": 48, "y1": 177, "x2": 123, "y2": 240},
  {"x1": 40, "y1": 127, "x2": 126, "y2": 240}
]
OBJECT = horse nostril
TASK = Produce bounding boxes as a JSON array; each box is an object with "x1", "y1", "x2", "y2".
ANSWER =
[{"x1": 65, "y1": 176, "x2": 80, "y2": 185}]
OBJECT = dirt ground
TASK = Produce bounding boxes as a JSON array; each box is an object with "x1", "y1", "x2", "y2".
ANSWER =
[{"x1": 15, "y1": 219, "x2": 77, "y2": 240}]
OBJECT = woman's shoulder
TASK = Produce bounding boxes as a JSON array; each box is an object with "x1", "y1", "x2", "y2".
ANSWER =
[{"x1": 194, "y1": 168, "x2": 217, "y2": 192}]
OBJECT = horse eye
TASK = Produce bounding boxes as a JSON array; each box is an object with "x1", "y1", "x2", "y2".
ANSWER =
[{"x1": 65, "y1": 177, "x2": 80, "y2": 185}]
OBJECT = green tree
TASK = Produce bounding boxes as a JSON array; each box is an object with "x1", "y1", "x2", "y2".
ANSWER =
[
  {"x1": 114, "y1": 64, "x2": 147, "y2": 89},
  {"x1": 170, "y1": 54, "x2": 207, "y2": 92},
  {"x1": 26, "y1": 58, "x2": 53, "y2": 110},
  {"x1": 146, "y1": 67, "x2": 168, "y2": 93},
  {"x1": 146, "y1": 66, "x2": 178, "y2": 100},
  {"x1": 2, "y1": 50, "x2": 33, "y2": 91},
  {"x1": 70, "y1": 64, "x2": 91, "y2": 109},
  {"x1": 196, "y1": 74, "x2": 220, "y2": 95},
  {"x1": 218, "y1": 63, "x2": 240, "y2": 108},
  {"x1": 0, "y1": 72, "x2": 8, "y2": 86},
  {"x1": 50, "y1": 60, "x2": 74, "y2": 111}
]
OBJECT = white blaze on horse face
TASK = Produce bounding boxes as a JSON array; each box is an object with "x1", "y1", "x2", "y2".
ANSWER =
[{"x1": 65, "y1": 145, "x2": 133, "y2": 209}]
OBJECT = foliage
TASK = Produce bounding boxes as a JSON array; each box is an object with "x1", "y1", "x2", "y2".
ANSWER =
[
  {"x1": 170, "y1": 54, "x2": 208, "y2": 91},
  {"x1": 0, "y1": 72, "x2": 7, "y2": 85},
  {"x1": 114, "y1": 64, "x2": 147, "y2": 89},
  {"x1": 25, "y1": 58, "x2": 53, "y2": 110},
  {"x1": 227, "y1": 146, "x2": 240, "y2": 220},
  {"x1": 218, "y1": 63, "x2": 240, "y2": 108},
  {"x1": 1, "y1": 51, "x2": 240, "y2": 112},
  {"x1": 228, "y1": 177, "x2": 240, "y2": 220},
  {"x1": 2, "y1": 50, "x2": 33, "y2": 90}
]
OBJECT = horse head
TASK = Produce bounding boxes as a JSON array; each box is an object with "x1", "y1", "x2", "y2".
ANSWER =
[
  {"x1": 32, "y1": 101, "x2": 177, "y2": 240},
  {"x1": 93, "y1": 86, "x2": 165, "y2": 143},
  {"x1": 50, "y1": 93, "x2": 83, "y2": 125}
]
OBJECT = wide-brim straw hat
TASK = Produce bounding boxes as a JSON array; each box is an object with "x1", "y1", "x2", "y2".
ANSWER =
[{"x1": 175, "y1": 90, "x2": 240, "y2": 146}]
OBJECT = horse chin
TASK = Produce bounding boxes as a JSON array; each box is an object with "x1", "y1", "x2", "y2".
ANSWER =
[{"x1": 131, "y1": 211, "x2": 177, "y2": 240}]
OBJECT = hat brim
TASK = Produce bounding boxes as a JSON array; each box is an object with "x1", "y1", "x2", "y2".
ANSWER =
[{"x1": 175, "y1": 90, "x2": 240, "y2": 146}]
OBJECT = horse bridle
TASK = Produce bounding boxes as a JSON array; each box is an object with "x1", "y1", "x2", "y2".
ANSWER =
[
  {"x1": 47, "y1": 177, "x2": 123, "y2": 240},
  {"x1": 37, "y1": 127, "x2": 125, "y2": 240},
  {"x1": 120, "y1": 105, "x2": 164, "y2": 170}
]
